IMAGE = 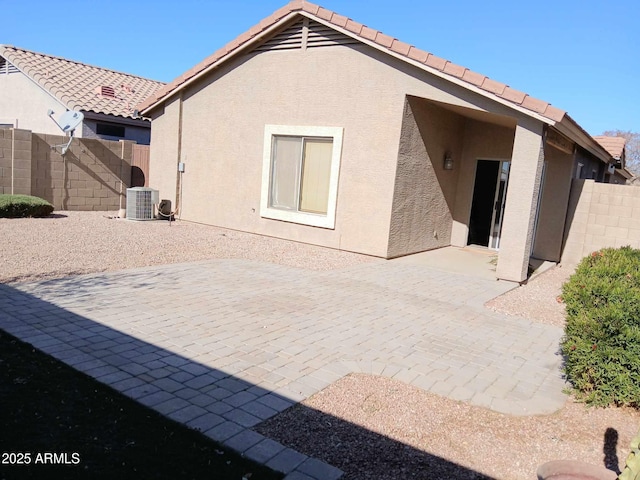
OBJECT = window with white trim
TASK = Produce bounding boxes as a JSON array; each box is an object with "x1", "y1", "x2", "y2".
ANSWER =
[{"x1": 260, "y1": 125, "x2": 343, "y2": 229}]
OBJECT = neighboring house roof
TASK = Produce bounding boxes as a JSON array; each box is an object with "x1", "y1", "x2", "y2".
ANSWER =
[
  {"x1": 138, "y1": 0, "x2": 566, "y2": 123},
  {"x1": 0, "y1": 44, "x2": 165, "y2": 119},
  {"x1": 593, "y1": 136, "x2": 626, "y2": 160}
]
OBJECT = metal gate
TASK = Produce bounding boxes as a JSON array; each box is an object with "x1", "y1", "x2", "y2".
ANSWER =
[{"x1": 131, "y1": 144, "x2": 150, "y2": 187}]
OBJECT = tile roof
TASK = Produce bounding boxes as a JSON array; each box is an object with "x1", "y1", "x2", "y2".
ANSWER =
[
  {"x1": 137, "y1": 0, "x2": 566, "y2": 123},
  {"x1": 0, "y1": 45, "x2": 165, "y2": 119},
  {"x1": 593, "y1": 136, "x2": 626, "y2": 159}
]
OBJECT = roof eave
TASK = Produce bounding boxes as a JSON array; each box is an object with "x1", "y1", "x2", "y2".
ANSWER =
[
  {"x1": 618, "y1": 168, "x2": 633, "y2": 180},
  {"x1": 140, "y1": 9, "x2": 558, "y2": 126},
  {"x1": 81, "y1": 110, "x2": 150, "y2": 125},
  {"x1": 553, "y1": 115, "x2": 613, "y2": 163}
]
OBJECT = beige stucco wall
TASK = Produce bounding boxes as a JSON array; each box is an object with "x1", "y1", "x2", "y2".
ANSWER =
[
  {"x1": 531, "y1": 144, "x2": 574, "y2": 262},
  {"x1": 148, "y1": 98, "x2": 180, "y2": 207},
  {"x1": 562, "y1": 180, "x2": 640, "y2": 264},
  {"x1": 496, "y1": 119, "x2": 546, "y2": 282},
  {"x1": 387, "y1": 97, "x2": 465, "y2": 257},
  {"x1": 0, "y1": 71, "x2": 65, "y2": 135},
  {"x1": 148, "y1": 41, "x2": 538, "y2": 258}
]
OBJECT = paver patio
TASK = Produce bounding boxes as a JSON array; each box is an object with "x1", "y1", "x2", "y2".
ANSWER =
[{"x1": 0, "y1": 259, "x2": 567, "y2": 479}]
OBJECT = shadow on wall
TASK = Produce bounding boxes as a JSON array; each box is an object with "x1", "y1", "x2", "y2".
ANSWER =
[
  {"x1": 0, "y1": 277, "x2": 495, "y2": 480},
  {"x1": 559, "y1": 179, "x2": 585, "y2": 262},
  {"x1": 29, "y1": 134, "x2": 131, "y2": 210}
]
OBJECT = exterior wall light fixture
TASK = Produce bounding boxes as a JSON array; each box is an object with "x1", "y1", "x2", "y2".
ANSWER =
[{"x1": 443, "y1": 152, "x2": 454, "y2": 170}]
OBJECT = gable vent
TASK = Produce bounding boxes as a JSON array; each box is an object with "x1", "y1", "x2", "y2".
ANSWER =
[
  {"x1": 253, "y1": 19, "x2": 360, "y2": 53},
  {"x1": 0, "y1": 57, "x2": 19, "y2": 75},
  {"x1": 95, "y1": 85, "x2": 116, "y2": 97},
  {"x1": 307, "y1": 22, "x2": 360, "y2": 48}
]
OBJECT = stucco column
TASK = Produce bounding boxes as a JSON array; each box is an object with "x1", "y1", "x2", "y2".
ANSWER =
[{"x1": 496, "y1": 119, "x2": 545, "y2": 282}]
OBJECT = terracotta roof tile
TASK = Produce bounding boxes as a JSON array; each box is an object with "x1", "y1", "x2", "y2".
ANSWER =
[
  {"x1": 499, "y1": 86, "x2": 527, "y2": 105},
  {"x1": 425, "y1": 54, "x2": 447, "y2": 71},
  {"x1": 542, "y1": 105, "x2": 565, "y2": 123},
  {"x1": 330, "y1": 12, "x2": 348, "y2": 27},
  {"x1": 287, "y1": 0, "x2": 304, "y2": 9},
  {"x1": 360, "y1": 26, "x2": 378, "y2": 41},
  {"x1": 390, "y1": 39, "x2": 411, "y2": 56},
  {"x1": 345, "y1": 19, "x2": 364, "y2": 35},
  {"x1": 248, "y1": 24, "x2": 263, "y2": 38},
  {"x1": 521, "y1": 95, "x2": 549, "y2": 114},
  {"x1": 462, "y1": 70, "x2": 485, "y2": 87},
  {"x1": 443, "y1": 62, "x2": 466, "y2": 78},
  {"x1": 593, "y1": 136, "x2": 626, "y2": 159},
  {"x1": 480, "y1": 78, "x2": 506, "y2": 95},
  {"x1": 273, "y1": 4, "x2": 295, "y2": 19},
  {"x1": 300, "y1": 1, "x2": 319, "y2": 14},
  {"x1": 316, "y1": 7, "x2": 333, "y2": 21},
  {"x1": 258, "y1": 16, "x2": 275, "y2": 30},
  {"x1": 137, "y1": 0, "x2": 567, "y2": 124},
  {"x1": 374, "y1": 32, "x2": 394, "y2": 48},
  {"x1": 407, "y1": 47, "x2": 428, "y2": 63},
  {"x1": 0, "y1": 44, "x2": 164, "y2": 119}
]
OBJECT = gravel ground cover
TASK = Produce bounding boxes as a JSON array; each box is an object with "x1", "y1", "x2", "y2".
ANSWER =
[
  {"x1": 0, "y1": 211, "x2": 377, "y2": 284},
  {"x1": 2, "y1": 211, "x2": 639, "y2": 480}
]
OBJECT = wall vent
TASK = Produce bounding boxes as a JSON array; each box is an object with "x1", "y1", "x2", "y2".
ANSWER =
[
  {"x1": 95, "y1": 85, "x2": 116, "y2": 97},
  {"x1": 0, "y1": 57, "x2": 19, "y2": 75},
  {"x1": 253, "y1": 19, "x2": 360, "y2": 53}
]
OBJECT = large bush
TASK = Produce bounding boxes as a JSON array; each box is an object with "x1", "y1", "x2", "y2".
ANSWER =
[
  {"x1": 0, "y1": 194, "x2": 54, "y2": 218},
  {"x1": 561, "y1": 246, "x2": 640, "y2": 408}
]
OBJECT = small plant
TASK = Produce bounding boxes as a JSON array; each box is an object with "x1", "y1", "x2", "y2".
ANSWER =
[
  {"x1": 620, "y1": 429, "x2": 640, "y2": 479},
  {"x1": 0, "y1": 194, "x2": 54, "y2": 218},
  {"x1": 561, "y1": 246, "x2": 640, "y2": 408}
]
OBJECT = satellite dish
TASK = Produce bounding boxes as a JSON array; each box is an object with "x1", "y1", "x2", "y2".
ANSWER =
[
  {"x1": 58, "y1": 110, "x2": 84, "y2": 133},
  {"x1": 46, "y1": 109, "x2": 84, "y2": 154}
]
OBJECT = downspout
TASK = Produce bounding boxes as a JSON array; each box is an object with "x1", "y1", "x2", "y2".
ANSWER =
[
  {"x1": 119, "y1": 140, "x2": 126, "y2": 217},
  {"x1": 11, "y1": 128, "x2": 15, "y2": 194},
  {"x1": 175, "y1": 90, "x2": 184, "y2": 218}
]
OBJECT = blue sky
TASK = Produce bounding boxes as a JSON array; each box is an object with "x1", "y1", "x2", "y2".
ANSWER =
[{"x1": 3, "y1": 0, "x2": 638, "y2": 135}]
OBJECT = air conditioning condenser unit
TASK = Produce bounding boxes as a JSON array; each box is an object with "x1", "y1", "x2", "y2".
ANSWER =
[{"x1": 126, "y1": 187, "x2": 159, "y2": 220}]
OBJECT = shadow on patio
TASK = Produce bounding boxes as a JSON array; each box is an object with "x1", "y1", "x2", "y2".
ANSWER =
[{"x1": 0, "y1": 280, "x2": 495, "y2": 479}]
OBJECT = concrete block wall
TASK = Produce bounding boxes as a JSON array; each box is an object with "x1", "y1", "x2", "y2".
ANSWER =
[
  {"x1": 1, "y1": 128, "x2": 133, "y2": 211},
  {"x1": 562, "y1": 179, "x2": 640, "y2": 264},
  {"x1": 0, "y1": 128, "x2": 11, "y2": 194},
  {"x1": 0, "y1": 128, "x2": 32, "y2": 195}
]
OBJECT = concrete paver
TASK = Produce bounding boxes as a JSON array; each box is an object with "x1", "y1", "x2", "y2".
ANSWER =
[{"x1": 0, "y1": 257, "x2": 568, "y2": 479}]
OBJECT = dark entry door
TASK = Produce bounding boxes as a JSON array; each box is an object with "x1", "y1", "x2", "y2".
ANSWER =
[{"x1": 468, "y1": 160, "x2": 500, "y2": 247}]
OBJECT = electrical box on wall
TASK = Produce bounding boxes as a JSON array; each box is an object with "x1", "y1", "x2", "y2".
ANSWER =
[{"x1": 178, "y1": 162, "x2": 185, "y2": 172}]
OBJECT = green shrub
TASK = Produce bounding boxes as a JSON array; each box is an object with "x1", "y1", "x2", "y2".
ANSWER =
[
  {"x1": 0, "y1": 194, "x2": 54, "y2": 218},
  {"x1": 561, "y1": 246, "x2": 640, "y2": 408}
]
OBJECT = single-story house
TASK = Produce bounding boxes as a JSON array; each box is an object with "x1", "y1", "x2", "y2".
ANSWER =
[
  {"x1": 593, "y1": 136, "x2": 631, "y2": 184},
  {"x1": 138, "y1": 0, "x2": 622, "y2": 283},
  {"x1": 0, "y1": 45, "x2": 164, "y2": 144}
]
